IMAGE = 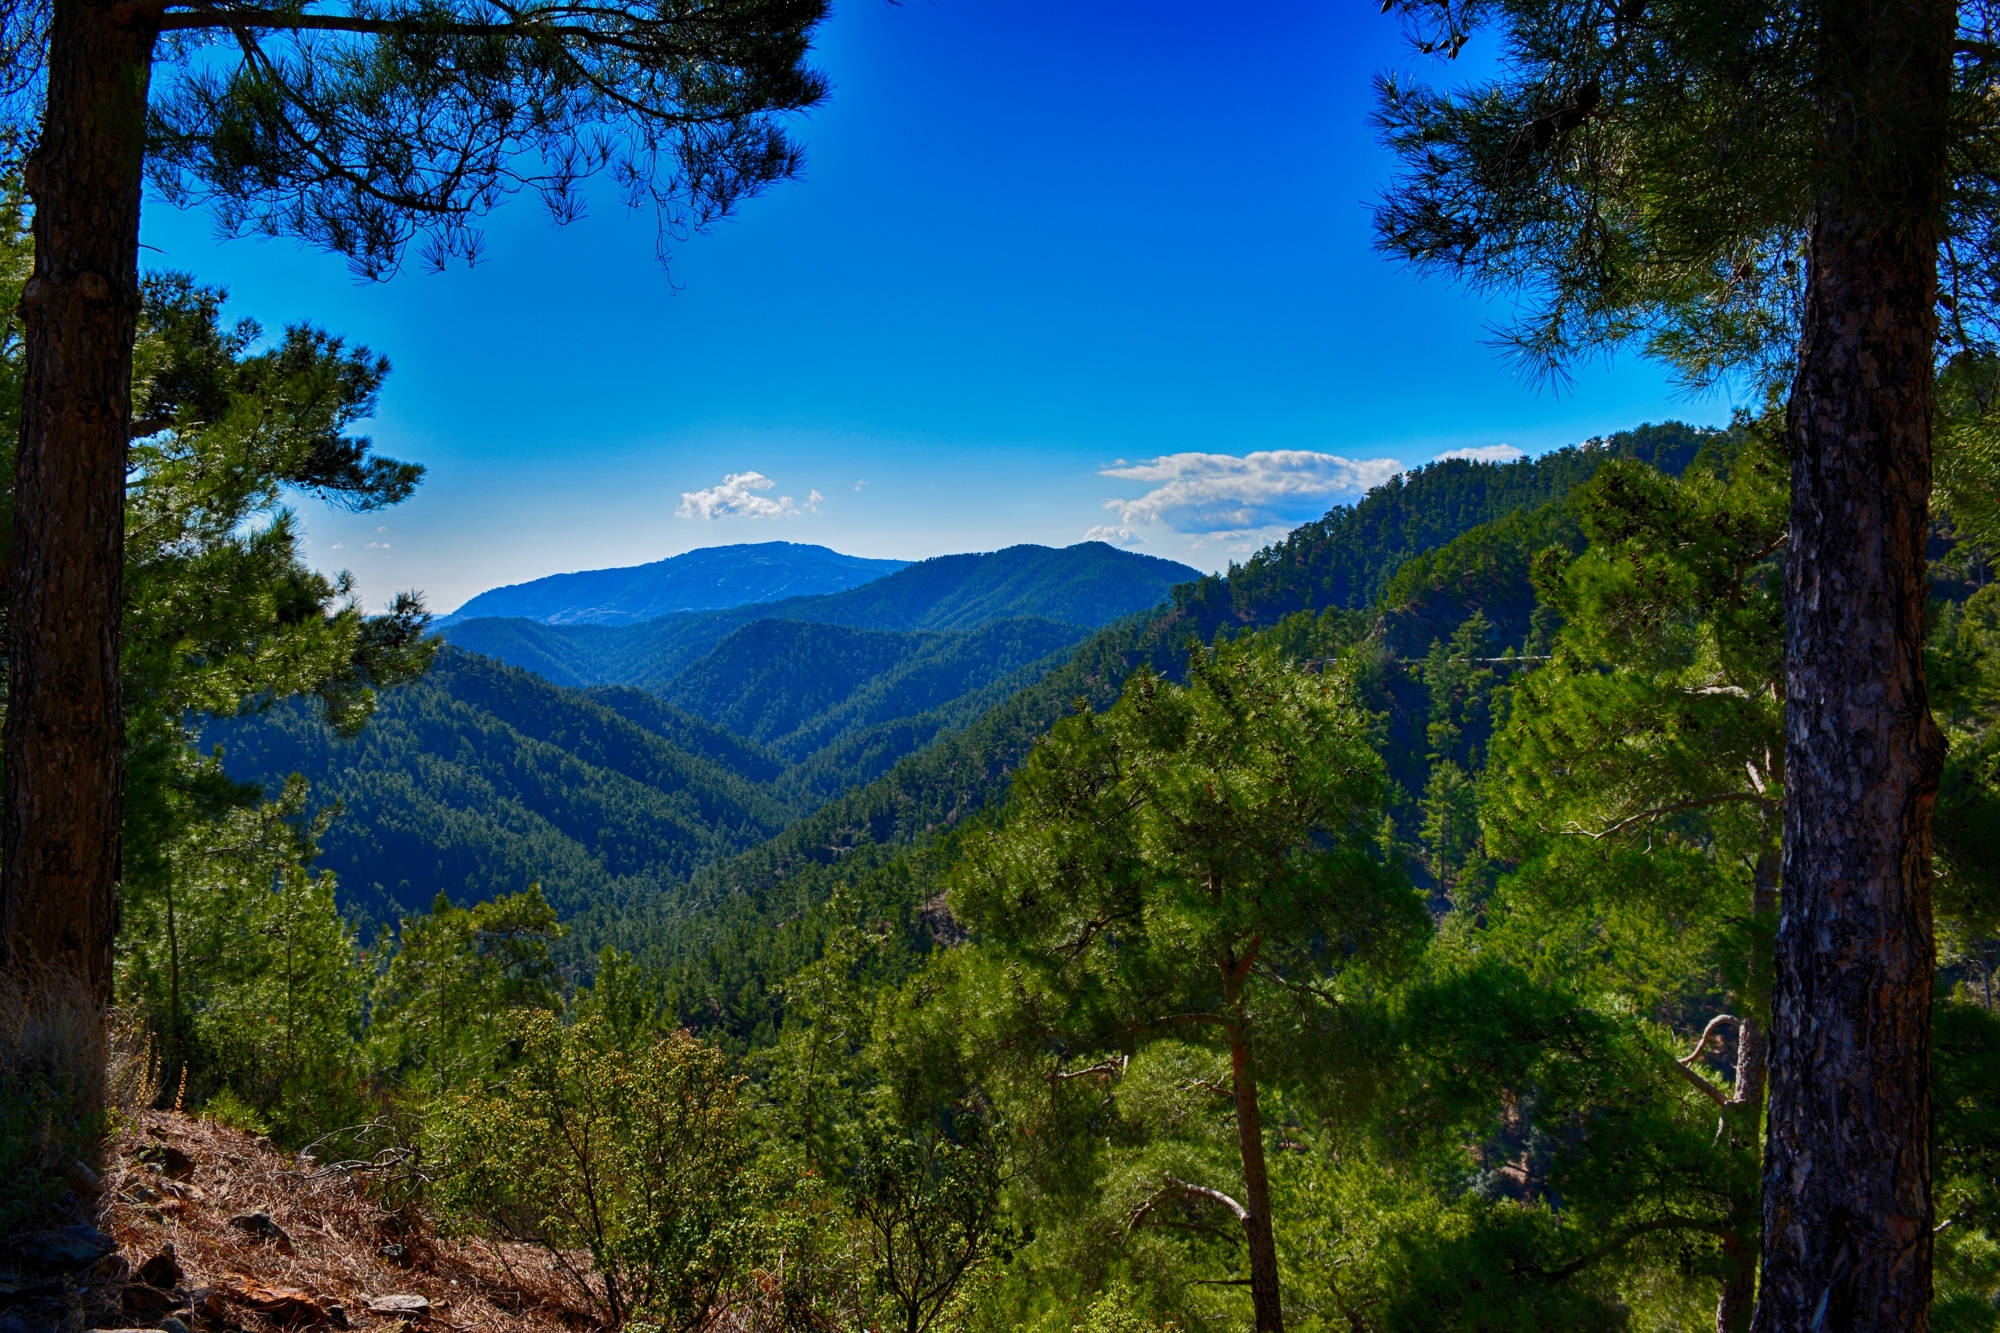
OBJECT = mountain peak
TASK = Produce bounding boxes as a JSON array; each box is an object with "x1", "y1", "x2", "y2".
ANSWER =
[{"x1": 440, "y1": 542, "x2": 910, "y2": 626}]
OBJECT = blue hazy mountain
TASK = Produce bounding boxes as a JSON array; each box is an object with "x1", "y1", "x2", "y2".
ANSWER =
[
  {"x1": 439, "y1": 542, "x2": 910, "y2": 626},
  {"x1": 441, "y1": 542, "x2": 1203, "y2": 688}
]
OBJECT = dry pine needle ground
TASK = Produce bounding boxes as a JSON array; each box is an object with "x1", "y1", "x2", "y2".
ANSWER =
[{"x1": 78, "y1": 1109, "x2": 590, "y2": 1333}]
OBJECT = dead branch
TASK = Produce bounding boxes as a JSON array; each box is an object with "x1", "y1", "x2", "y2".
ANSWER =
[{"x1": 1553, "y1": 791, "x2": 1774, "y2": 841}]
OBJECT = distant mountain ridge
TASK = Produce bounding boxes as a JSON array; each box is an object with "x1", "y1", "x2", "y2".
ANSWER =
[
  {"x1": 207, "y1": 422, "x2": 1717, "y2": 972},
  {"x1": 579, "y1": 422, "x2": 1725, "y2": 1040},
  {"x1": 442, "y1": 542, "x2": 1202, "y2": 689},
  {"x1": 440, "y1": 542, "x2": 910, "y2": 626}
]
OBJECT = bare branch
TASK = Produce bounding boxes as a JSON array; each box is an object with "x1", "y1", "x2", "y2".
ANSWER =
[
  {"x1": 1182, "y1": 1077, "x2": 1235, "y2": 1101},
  {"x1": 1125, "y1": 1176, "x2": 1254, "y2": 1236},
  {"x1": 152, "y1": 7, "x2": 519, "y2": 34},
  {"x1": 1163, "y1": 1176, "x2": 1250, "y2": 1223},
  {"x1": 1666, "y1": 1052, "x2": 1729, "y2": 1107},
  {"x1": 1552, "y1": 790, "x2": 1774, "y2": 841},
  {"x1": 1679, "y1": 1013, "x2": 1740, "y2": 1065},
  {"x1": 1048, "y1": 1056, "x2": 1126, "y2": 1083}
]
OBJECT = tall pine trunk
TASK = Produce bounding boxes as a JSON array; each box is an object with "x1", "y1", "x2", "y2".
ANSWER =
[
  {"x1": 1228, "y1": 1027, "x2": 1283, "y2": 1333},
  {"x1": 1, "y1": 0, "x2": 156, "y2": 999},
  {"x1": 1754, "y1": 3, "x2": 1952, "y2": 1329}
]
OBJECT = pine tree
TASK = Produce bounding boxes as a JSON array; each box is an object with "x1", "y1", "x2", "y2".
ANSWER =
[
  {"x1": 1482, "y1": 428, "x2": 1787, "y2": 1332},
  {"x1": 951, "y1": 644, "x2": 1427, "y2": 1333},
  {"x1": 1371, "y1": 4, "x2": 1979, "y2": 1323},
  {"x1": 0, "y1": 0, "x2": 828, "y2": 998}
]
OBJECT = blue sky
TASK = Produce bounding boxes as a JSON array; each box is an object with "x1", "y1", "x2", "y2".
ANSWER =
[{"x1": 139, "y1": 0, "x2": 1728, "y2": 614}]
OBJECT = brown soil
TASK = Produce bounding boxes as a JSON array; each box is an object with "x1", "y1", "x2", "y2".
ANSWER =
[{"x1": 61, "y1": 1109, "x2": 592, "y2": 1332}]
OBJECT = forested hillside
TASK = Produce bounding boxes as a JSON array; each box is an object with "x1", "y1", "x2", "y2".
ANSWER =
[
  {"x1": 210, "y1": 619, "x2": 1088, "y2": 934},
  {"x1": 37, "y1": 340, "x2": 1992, "y2": 1333},
  {"x1": 443, "y1": 541, "x2": 1200, "y2": 689},
  {"x1": 570, "y1": 419, "x2": 1998, "y2": 1333},
  {"x1": 663, "y1": 616, "x2": 1086, "y2": 758},
  {"x1": 1175, "y1": 420, "x2": 1706, "y2": 626},
  {"x1": 207, "y1": 649, "x2": 792, "y2": 930},
  {"x1": 0, "y1": 0, "x2": 1988, "y2": 1309},
  {"x1": 603, "y1": 422, "x2": 1719, "y2": 1041}
]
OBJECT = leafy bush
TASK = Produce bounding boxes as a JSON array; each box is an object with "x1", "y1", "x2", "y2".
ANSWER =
[
  {"x1": 428, "y1": 1013, "x2": 752, "y2": 1330},
  {"x1": 200, "y1": 1086, "x2": 271, "y2": 1136},
  {"x1": 851, "y1": 1124, "x2": 1005, "y2": 1333},
  {"x1": 121, "y1": 780, "x2": 370, "y2": 1142}
]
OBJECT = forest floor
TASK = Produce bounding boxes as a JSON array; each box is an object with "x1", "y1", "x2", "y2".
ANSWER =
[{"x1": 16, "y1": 1108, "x2": 589, "y2": 1333}]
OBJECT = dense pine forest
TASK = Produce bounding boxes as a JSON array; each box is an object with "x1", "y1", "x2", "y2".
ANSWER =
[
  {"x1": 3, "y1": 0, "x2": 2000, "y2": 1325},
  {"x1": 9, "y1": 150, "x2": 1994, "y2": 1331}
]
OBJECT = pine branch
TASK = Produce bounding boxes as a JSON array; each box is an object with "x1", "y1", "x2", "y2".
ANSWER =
[
  {"x1": 1667, "y1": 1048, "x2": 1729, "y2": 1108},
  {"x1": 1162, "y1": 1176, "x2": 1251, "y2": 1223},
  {"x1": 1679, "y1": 1013, "x2": 1741, "y2": 1065},
  {"x1": 1552, "y1": 790, "x2": 1774, "y2": 841}
]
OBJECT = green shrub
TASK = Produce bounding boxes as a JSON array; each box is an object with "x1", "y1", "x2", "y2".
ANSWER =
[
  {"x1": 200, "y1": 1086, "x2": 271, "y2": 1135},
  {"x1": 428, "y1": 1012, "x2": 752, "y2": 1330}
]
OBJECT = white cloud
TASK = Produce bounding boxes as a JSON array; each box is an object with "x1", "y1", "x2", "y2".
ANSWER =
[
  {"x1": 1100, "y1": 450, "x2": 1402, "y2": 542},
  {"x1": 853, "y1": 479, "x2": 869, "y2": 492},
  {"x1": 1083, "y1": 525, "x2": 1144, "y2": 548},
  {"x1": 677, "y1": 471, "x2": 811, "y2": 521},
  {"x1": 1434, "y1": 443, "x2": 1527, "y2": 464}
]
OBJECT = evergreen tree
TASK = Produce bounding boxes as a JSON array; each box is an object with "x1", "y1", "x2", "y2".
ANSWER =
[
  {"x1": 108, "y1": 267, "x2": 433, "y2": 1095},
  {"x1": 364, "y1": 887, "x2": 564, "y2": 1092},
  {"x1": 951, "y1": 644, "x2": 1427, "y2": 1333},
  {"x1": 1480, "y1": 428, "x2": 1788, "y2": 1332},
  {"x1": 0, "y1": 184, "x2": 437, "y2": 1120},
  {"x1": 0, "y1": 0, "x2": 829, "y2": 1001},
  {"x1": 1370, "y1": 3, "x2": 1986, "y2": 1320}
]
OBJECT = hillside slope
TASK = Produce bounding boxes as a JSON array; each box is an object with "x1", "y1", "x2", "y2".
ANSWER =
[
  {"x1": 774, "y1": 542, "x2": 1201, "y2": 632},
  {"x1": 220, "y1": 425, "x2": 1710, "y2": 982},
  {"x1": 443, "y1": 541, "x2": 1200, "y2": 689},
  {"x1": 64, "y1": 1109, "x2": 588, "y2": 1333},
  {"x1": 441, "y1": 542, "x2": 909, "y2": 626},
  {"x1": 604, "y1": 422, "x2": 1719, "y2": 1045},
  {"x1": 1173, "y1": 421, "x2": 1710, "y2": 628},
  {"x1": 208, "y1": 619, "x2": 1093, "y2": 935},
  {"x1": 207, "y1": 649, "x2": 791, "y2": 929},
  {"x1": 664, "y1": 616, "x2": 1088, "y2": 760}
]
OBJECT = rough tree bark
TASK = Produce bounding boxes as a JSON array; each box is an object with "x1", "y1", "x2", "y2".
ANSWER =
[
  {"x1": 1, "y1": 0, "x2": 157, "y2": 998},
  {"x1": 1220, "y1": 949, "x2": 1283, "y2": 1333},
  {"x1": 1228, "y1": 1028, "x2": 1283, "y2": 1333},
  {"x1": 1753, "y1": 2, "x2": 1954, "y2": 1329}
]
